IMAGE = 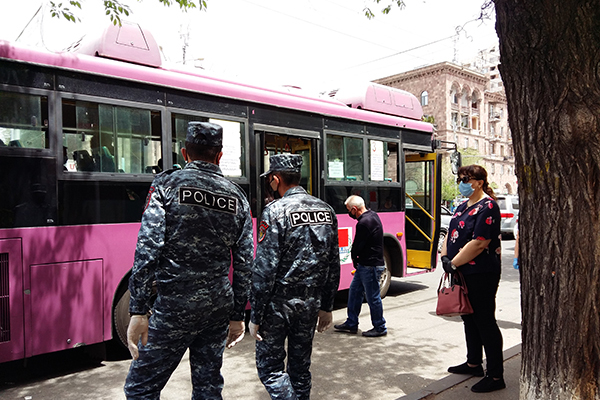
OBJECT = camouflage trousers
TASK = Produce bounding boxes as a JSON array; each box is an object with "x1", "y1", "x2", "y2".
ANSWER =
[
  {"x1": 124, "y1": 309, "x2": 229, "y2": 400},
  {"x1": 256, "y1": 291, "x2": 320, "y2": 400}
]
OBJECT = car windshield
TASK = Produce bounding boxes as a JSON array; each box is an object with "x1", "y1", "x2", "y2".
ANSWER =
[{"x1": 497, "y1": 199, "x2": 507, "y2": 209}]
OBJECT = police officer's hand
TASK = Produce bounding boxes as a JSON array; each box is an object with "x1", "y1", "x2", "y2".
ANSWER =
[
  {"x1": 127, "y1": 315, "x2": 149, "y2": 360},
  {"x1": 249, "y1": 322, "x2": 263, "y2": 341},
  {"x1": 226, "y1": 320, "x2": 245, "y2": 349},
  {"x1": 441, "y1": 256, "x2": 454, "y2": 274},
  {"x1": 316, "y1": 310, "x2": 332, "y2": 333}
]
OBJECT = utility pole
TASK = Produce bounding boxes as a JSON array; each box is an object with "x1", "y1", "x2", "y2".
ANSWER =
[{"x1": 179, "y1": 24, "x2": 189, "y2": 64}]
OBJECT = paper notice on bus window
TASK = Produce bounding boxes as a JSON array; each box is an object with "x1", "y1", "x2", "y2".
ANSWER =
[
  {"x1": 370, "y1": 140, "x2": 384, "y2": 181},
  {"x1": 328, "y1": 160, "x2": 344, "y2": 178},
  {"x1": 210, "y1": 119, "x2": 242, "y2": 177}
]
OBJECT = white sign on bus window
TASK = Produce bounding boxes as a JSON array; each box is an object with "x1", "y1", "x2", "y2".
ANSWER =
[
  {"x1": 328, "y1": 160, "x2": 344, "y2": 178},
  {"x1": 370, "y1": 140, "x2": 384, "y2": 181},
  {"x1": 210, "y1": 118, "x2": 242, "y2": 177}
]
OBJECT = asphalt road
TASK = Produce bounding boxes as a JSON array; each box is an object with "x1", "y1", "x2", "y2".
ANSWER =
[{"x1": 0, "y1": 240, "x2": 521, "y2": 400}]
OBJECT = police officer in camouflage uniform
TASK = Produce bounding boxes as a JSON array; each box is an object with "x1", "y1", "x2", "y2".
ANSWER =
[
  {"x1": 124, "y1": 122, "x2": 254, "y2": 400},
  {"x1": 249, "y1": 154, "x2": 340, "y2": 400}
]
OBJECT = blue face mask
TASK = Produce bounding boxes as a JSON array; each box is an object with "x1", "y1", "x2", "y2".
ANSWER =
[{"x1": 459, "y1": 181, "x2": 475, "y2": 197}]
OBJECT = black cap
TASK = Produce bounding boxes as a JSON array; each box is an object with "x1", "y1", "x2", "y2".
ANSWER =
[
  {"x1": 186, "y1": 122, "x2": 223, "y2": 147},
  {"x1": 260, "y1": 154, "x2": 303, "y2": 177}
]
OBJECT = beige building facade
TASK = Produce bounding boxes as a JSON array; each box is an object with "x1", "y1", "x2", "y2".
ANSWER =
[{"x1": 375, "y1": 61, "x2": 517, "y2": 195}]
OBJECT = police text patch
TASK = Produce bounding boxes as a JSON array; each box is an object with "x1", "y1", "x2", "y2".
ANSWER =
[
  {"x1": 179, "y1": 187, "x2": 238, "y2": 214},
  {"x1": 290, "y1": 210, "x2": 333, "y2": 227}
]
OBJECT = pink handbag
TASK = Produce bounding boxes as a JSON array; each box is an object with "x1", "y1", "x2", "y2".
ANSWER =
[{"x1": 436, "y1": 271, "x2": 474, "y2": 316}]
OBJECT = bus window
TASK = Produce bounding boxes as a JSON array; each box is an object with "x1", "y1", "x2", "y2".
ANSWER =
[
  {"x1": 172, "y1": 114, "x2": 245, "y2": 177},
  {"x1": 326, "y1": 134, "x2": 363, "y2": 181},
  {"x1": 0, "y1": 156, "x2": 56, "y2": 228},
  {"x1": 369, "y1": 140, "x2": 399, "y2": 183},
  {"x1": 404, "y1": 159, "x2": 434, "y2": 252},
  {"x1": 261, "y1": 132, "x2": 315, "y2": 208},
  {"x1": 0, "y1": 91, "x2": 49, "y2": 149},
  {"x1": 59, "y1": 181, "x2": 149, "y2": 225},
  {"x1": 375, "y1": 187, "x2": 402, "y2": 212},
  {"x1": 325, "y1": 185, "x2": 367, "y2": 214},
  {"x1": 62, "y1": 100, "x2": 161, "y2": 174}
]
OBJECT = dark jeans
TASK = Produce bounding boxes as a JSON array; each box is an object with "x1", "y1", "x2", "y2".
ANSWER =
[
  {"x1": 461, "y1": 272, "x2": 504, "y2": 378},
  {"x1": 346, "y1": 264, "x2": 386, "y2": 331}
]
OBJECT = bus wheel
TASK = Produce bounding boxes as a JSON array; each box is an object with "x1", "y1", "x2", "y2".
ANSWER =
[
  {"x1": 113, "y1": 289, "x2": 131, "y2": 349},
  {"x1": 380, "y1": 247, "x2": 392, "y2": 298}
]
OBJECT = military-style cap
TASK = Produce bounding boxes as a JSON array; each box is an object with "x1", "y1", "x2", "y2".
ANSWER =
[
  {"x1": 186, "y1": 122, "x2": 223, "y2": 147},
  {"x1": 260, "y1": 154, "x2": 303, "y2": 177}
]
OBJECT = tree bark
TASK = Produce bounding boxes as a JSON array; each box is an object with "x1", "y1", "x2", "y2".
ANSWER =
[{"x1": 494, "y1": 1, "x2": 600, "y2": 398}]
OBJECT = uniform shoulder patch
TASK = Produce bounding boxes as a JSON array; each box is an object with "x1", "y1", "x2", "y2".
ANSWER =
[{"x1": 258, "y1": 221, "x2": 269, "y2": 242}]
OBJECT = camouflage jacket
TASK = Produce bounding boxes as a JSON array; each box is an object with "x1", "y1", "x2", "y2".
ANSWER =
[
  {"x1": 251, "y1": 186, "x2": 340, "y2": 325},
  {"x1": 129, "y1": 160, "x2": 253, "y2": 321}
]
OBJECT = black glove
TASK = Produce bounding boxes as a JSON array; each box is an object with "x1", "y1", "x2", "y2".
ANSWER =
[{"x1": 441, "y1": 256, "x2": 454, "y2": 274}]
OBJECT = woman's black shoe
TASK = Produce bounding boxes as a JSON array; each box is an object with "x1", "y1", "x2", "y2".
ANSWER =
[
  {"x1": 471, "y1": 376, "x2": 506, "y2": 393},
  {"x1": 447, "y1": 362, "x2": 484, "y2": 377}
]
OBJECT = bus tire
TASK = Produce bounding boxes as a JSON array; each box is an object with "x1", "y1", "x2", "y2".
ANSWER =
[
  {"x1": 380, "y1": 247, "x2": 393, "y2": 298},
  {"x1": 113, "y1": 288, "x2": 131, "y2": 349}
]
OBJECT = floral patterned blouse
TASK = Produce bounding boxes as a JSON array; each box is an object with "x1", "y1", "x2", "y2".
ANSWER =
[{"x1": 447, "y1": 196, "x2": 502, "y2": 275}]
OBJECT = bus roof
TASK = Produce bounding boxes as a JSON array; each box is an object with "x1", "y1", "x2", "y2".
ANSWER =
[{"x1": 0, "y1": 38, "x2": 433, "y2": 134}]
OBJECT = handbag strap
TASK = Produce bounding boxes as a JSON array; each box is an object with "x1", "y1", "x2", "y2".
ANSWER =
[
  {"x1": 437, "y1": 270, "x2": 469, "y2": 294},
  {"x1": 453, "y1": 270, "x2": 469, "y2": 294}
]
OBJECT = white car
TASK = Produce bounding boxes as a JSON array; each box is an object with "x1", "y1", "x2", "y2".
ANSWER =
[{"x1": 438, "y1": 205, "x2": 452, "y2": 252}]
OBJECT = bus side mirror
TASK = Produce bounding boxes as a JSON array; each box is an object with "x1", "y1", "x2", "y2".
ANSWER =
[{"x1": 450, "y1": 151, "x2": 462, "y2": 175}]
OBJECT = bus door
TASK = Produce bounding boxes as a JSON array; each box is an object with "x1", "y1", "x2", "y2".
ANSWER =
[
  {"x1": 0, "y1": 239, "x2": 24, "y2": 362},
  {"x1": 404, "y1": 152, "x2": 442, "y2": 272},
  {"x1": 254, "y1": 126, "x2": 319, "y2": 216}
]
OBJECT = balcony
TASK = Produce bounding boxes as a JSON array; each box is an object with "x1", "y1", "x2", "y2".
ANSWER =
[{"x1": 489, "y1": 112, "x2": 501, "y2": 121}]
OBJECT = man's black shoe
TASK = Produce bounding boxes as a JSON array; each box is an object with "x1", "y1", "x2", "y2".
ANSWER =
[
  {"x1": 334, "y1": 323, "x2": 358, "y2": 334},
  {"x1": 447, "y1": 362, "x2": 485, "y2": 377},
  {"x1": 471, "y1": 376, "x2": 506, "y2": 393},
  {"x1": 361, "y1": 328, "x2": 387, "y2": 337}
]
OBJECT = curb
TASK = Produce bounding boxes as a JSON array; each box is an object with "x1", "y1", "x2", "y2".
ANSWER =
[{"x1": 395, "y1": 344, "x2": 522, "y2": 400}]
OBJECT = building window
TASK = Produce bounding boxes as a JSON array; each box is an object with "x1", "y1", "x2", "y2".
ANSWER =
[
  {"x1": 471, "y1": 93, "x2": 479, "y2": 109},
  {"x1": 491, "y1": 163, "x2": 495, "y2": 174},
  {"x1": 451, "y1": 89, "x2": 458, "y2": 104},
  {"x1": 474, "y1": 139, "x2": 479, "y2": 152},
  {"x1": 461, "y1": 114, "x2": 469, "y2": 128},
  {"x1": 490, "y1": 143, "x2": 495, "y2": 155},
  {"x1": 420, "y1": 91, "x2": 428, "y2": 106},
  {"x1": 464, "y1": 137, "x2": 469, "y2": 149},
  {"x1": 461, "y1": 92, "x2": 469, "y2": 107},
  {"x1": 501, "y1": 165, "x2": 504, "y2": 174},
  {"x1": 451, "y1": 112, "x2": 459, "y2": 130}
]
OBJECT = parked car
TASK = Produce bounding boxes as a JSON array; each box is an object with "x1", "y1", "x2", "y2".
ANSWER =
[
  {"x1": 496, "y1": 194, "x2": 519, "y2": 239},
  {"x1": 438, "y1": 205, "x2": 452, "y2": 252}
]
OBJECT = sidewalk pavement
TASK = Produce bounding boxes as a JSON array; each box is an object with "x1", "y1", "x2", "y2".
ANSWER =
[{"x1": 396, "y1": 344, "x2": 521, "y2": 400}]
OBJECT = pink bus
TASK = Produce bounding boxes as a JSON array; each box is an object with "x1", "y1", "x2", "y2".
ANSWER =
[{"x1": 0, "y1": 23, "x2": 449, "y2": 363}]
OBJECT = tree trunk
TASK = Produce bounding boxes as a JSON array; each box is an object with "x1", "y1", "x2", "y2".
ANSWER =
[{"x1": 494, "y1": 1, "x2": 600, "y2": 398}]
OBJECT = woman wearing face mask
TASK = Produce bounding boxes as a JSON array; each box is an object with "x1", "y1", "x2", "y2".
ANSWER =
[{"x1": 440, "y1": 165, "x2": 505, "y2": 393}]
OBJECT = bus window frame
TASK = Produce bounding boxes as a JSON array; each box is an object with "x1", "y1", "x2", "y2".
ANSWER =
[
  {"x1": 0, "y1": 85, "x2": 55, "y2": 158},
  {"x1": 323, "y1": 129, "x2": 366, "y2": 185},
  {"x1": 166, "y1": 107, "x2": 250, "y2": 186},
  {"x1": 58, "y1": 92, "x2": 167, "y2": 182},
  {"x1": 253, "y1": 123, "x2": 321, "y2": 218}
]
